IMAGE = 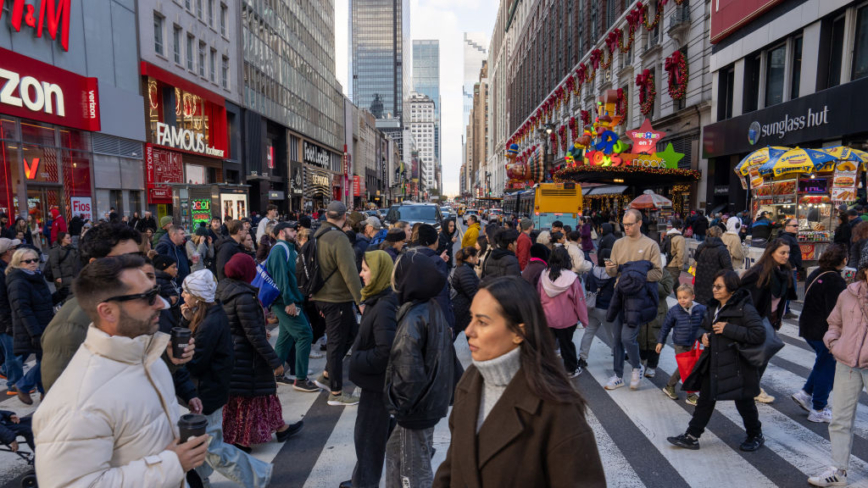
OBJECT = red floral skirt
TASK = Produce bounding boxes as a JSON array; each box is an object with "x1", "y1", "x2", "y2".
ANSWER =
[{"x1": 222, "y1": 394, "x2": 285, "y2": 447}]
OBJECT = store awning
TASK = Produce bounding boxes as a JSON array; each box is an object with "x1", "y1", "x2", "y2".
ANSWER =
[{"x1": 587, "y1": 185, "x2": 628, "y2": 196}]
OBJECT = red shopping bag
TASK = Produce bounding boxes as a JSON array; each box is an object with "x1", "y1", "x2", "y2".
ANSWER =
[{"x1": 676, "y1": 341, "x2": 703, "y2": 384}]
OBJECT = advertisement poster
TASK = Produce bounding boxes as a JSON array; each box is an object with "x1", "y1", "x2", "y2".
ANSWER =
[
  {"x1": 191, "y1": 199, "x2": 211, "y2": 227},
  {"x1": 748, "y1": 168, "x2": 763, "y2": 189},
  {"x1": 832, "y1": 169, "x2": 857, "y2": 202},
  {"x1": 220, "y1": 194, "x2": 248, "y2": 221},
  {"x1": 799, "y1": 244, "x2": 816, "y2": 261},
  {"x1": 70, "y1": 197, "x2": 93, "y2": 221},
  {"x1": 185, "y1": 164, "x2": 206, "y2": 185}
]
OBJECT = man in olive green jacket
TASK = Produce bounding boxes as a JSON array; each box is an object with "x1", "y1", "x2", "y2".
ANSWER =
[{"x1": 311, "y1": 201, "x2": 363, "y2": 406}]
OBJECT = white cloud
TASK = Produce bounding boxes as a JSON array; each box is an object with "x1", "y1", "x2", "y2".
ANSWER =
[{"x1": 335, "y1": 0, "x2": 499, "y2": 198}]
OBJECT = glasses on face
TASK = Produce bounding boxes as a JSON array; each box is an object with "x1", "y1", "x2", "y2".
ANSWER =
[
  {"x1": 786, "y1": 224, "x2": 798, "y2": 228},
  {"x1": 712, "y1": 284, "x2": 726, "y2": 291},
  {"x1": 102, "y1": 286, "x2": 161, "y2": 306},
  {"x1": 21, "y1": 259, "x2": 39, "y2": 264},
  {"x1": 623, "y1": 221, "x2": 638, "y2": 227}
]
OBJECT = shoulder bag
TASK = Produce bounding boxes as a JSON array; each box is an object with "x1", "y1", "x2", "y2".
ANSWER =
[{"x1": 737, "y1": 316, "x2": 785, "y2": 368}]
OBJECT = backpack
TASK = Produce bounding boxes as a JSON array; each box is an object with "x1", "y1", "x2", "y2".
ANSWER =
[
  {"x1": 252, "y1": 241, "x2": 290, "y2": 309},
  {"x1": 661, "y1": 235, "x2": 673, "y2": 261},
  {"x1": 298, "y1": 227, "x2": 338, "y2": 297}
]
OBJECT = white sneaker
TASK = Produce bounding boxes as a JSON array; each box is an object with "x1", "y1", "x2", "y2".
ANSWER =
[
  {"x1": 604, "y1": 376, "x2": 624, "y2": 390},
  {"x1": 569, "y1": 367, "x2": 583, "y2": 378},
  {"x1": 808, "y1": 407, "x2": 833, "y2": 424},
  {"x1": 808, "y1": 467, "x2": 847, "y2": 486},
  {"x1": 630, "y1": 365, "x2": 645, "y2": 390},
  {"x1": 792, "y1": 390, "x2": 812, "y2": 412},
  {"x1": 644, "y1": 368, "x2": 656, "y2": 378},
  {"x1": 309, "y1": 351, "x2": 324, "y2": 359}
]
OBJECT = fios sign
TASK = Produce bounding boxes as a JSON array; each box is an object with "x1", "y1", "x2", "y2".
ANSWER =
[
  {"x1": 0, "y1": 47, "x2": 100, "y2": 131},
  {"x1": 0, "y1": 0, "x2": 71, "y2": 51}
]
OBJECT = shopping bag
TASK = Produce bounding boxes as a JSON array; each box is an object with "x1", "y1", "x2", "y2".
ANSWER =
[
  {"x1": 687, "y1": 265, "x2": 696, "y2": 276},
  {"x1": 737, "y1": 317, "x2": 785, "y2": 368},
  {"x1": 252, "y1": 263, "x2": 281, "y2": 309},
  {"x1": 676, "y1": 341, "x2": 703, "y2": 384}
]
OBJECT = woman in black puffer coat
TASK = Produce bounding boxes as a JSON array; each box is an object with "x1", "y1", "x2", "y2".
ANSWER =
[
  {"x1": 7, "y1": 248, "x2": 62, "y2": 403},
  {"x1": 451, "y1": 247, "x2": 480, "y2": 339},
  {"x1": 692, "y1": 227, "x2": 733, "y2": 306},
  {"x1": 217, "y1": 253, "x2": 302, "y2": 449},
  {"x1": 348, "y1": 250, "x2": 399, "y2": 488},
  {"x1": 668, "y1": 271, "x2": 766, "y2": 452}
]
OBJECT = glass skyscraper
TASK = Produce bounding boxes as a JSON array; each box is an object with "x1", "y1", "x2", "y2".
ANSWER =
[
  {"x1": 349, "y1": 0, "x2": 411, "y2": 123},
  {"x1": 241, "y1": 0, "x2": 344, "y2": 151},
  {"x1": 413, "y1": 40, "x2": 440, "y2": 163}
]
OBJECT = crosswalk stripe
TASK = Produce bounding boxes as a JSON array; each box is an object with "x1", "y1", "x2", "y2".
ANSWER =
[
  {"x1": 584, "y1": 410, "x2": 645, "y2": 488},
  {"x1": 302, "y1": 406, "x2": 358, "y2": 488},
  {"x1": 583, "y1": 337, "x2": 779, "y2": 486},
  {"x1": 652, "y1": 339, "x2": 868, "y2": 485}
]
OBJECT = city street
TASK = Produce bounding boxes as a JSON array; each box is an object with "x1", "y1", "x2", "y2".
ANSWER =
[{"x1": 0, "y1": 221, "x2": 861, "y2": 488}]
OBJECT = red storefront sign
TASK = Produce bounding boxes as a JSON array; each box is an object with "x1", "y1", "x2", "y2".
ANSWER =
[
  {"x1": 711, "y1": 0, "x2": 784, "y2": 44},
  {"x1": 353, "y1": 175, "x2": 361, "y2": 197},
  {"x1": 146, "y1": 144, "x2": 183, "y2": 204},
  {"x1": 142, "y1": 62, "x2": 227, "y2": 160},
  {"x1": 0, "y1": 47, "x2": 100, "y2": 131},
  {"x1": 0, "y1": 0, "x2": 72, "y2": 51}
]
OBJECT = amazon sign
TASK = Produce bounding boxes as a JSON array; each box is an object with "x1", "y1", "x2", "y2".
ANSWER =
[{"x1": 0, "y1": 47, "x2": 100, "y2": 132}]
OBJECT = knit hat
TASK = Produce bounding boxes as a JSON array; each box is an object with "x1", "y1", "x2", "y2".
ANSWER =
[
  {"x1": 417, "y1": 224, "x2": 438, "y2": 246},
  {"x1": 182, "y1": 269, "x2": 218, "y2": 303},
  {"x1": 224, "y1": 253, "x2": 256, "y2": 283},
  {"x1": 152, "y1": 254, "x2": 177, "y2": 271},
  {"x1": 195, "y1": 226, "x2": 210, "y2": 237},
  {"x1": 385, "y1": 228, "x2": 406, "y2": 243},
  {"x1": 160, "y1": 216, "x2": 173, "y2": 228}
]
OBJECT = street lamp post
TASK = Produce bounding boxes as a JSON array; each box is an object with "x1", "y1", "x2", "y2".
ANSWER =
[{"x1": 486, "y1": 171, "x2": 492, "y2": 197}]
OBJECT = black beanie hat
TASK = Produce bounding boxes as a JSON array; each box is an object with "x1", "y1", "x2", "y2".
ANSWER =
[
  {"x1": 417, "y1": 224, "x2": 438, "y2": 246},
  {"x1": 153, "y1": 254, "x2": 178, "y2": 271}
]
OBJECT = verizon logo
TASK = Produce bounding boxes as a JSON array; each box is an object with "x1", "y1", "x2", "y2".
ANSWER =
[{"x1": 0, "y1": 67, "x2": 65, "y2": 116}]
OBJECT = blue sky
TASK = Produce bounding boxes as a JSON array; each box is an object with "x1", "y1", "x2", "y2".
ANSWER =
[{"x1": 336, "y1": 0, "x2": 500, "y2": 197}]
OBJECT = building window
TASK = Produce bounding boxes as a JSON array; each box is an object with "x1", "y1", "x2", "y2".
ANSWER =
[
  {"x1": 196, "y1": 0, "x2": 203, "y2": 19},
  {"x1": 828, "y1": 15, "x2": 845, "y2": 88},
  {"x1": 153, "y1": 13, "x2": 164, "y2": 56},
  {"x1": 220, "y1": 4, "x2": 227, "y2": 36},
  {"x1": 210, "y1": 49, "x2": 216, "y2": 82},
  {"x1": 853, "y1": 6, "x2": 868, "y2": 81},
  {"x1": 221, "y1": 56, "x2": 229, "y2": 89},
  {"x1": 198, "y1": 42, "x2": 206, "y2": 77},
  {"x1": 186, "y1": 35, "x2": 194, "y2": 71},
  {"x1": 718, "y1": 65, "x2": 735, "y2": 120},
  {"x1": 184, "y1": 0, "x2": 190, "y2": 10},
  {"x1": 743, "y1": 54, "x2": 761, "y2": 113},
  {"x1": 791, "y1": 35, "x2": 803, "y2": 98},
  {"x1": 207, "y1": 0, "x2": 214, "y2": 27},
  {"x1": 765, "y1": 43, "x2": 786, "y2": 107},
  {"x1": 173, "y1": 26, "x2": 182, "y2": 64}
]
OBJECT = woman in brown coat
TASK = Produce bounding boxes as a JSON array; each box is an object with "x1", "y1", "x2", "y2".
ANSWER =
[{"x1": 433, "y1": 276, "x2": 605, "y2": 488}]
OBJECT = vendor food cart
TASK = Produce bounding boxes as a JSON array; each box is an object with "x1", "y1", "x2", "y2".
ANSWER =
[{"x1": 736, "y1": 146, "x2": 867, "y2": 263}]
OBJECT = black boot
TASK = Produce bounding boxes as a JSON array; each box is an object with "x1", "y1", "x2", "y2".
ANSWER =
[{"x1": 739, "y1": 433, "x2": 765, "y2": 452}]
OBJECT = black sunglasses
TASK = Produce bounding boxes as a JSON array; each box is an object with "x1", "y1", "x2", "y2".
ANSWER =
[
  {"x1": 21, "y1": 258, "x2": 39, "y2": 264},
  {"x1": 102, "y1": 286, "x2": 161, "y2": 306}
]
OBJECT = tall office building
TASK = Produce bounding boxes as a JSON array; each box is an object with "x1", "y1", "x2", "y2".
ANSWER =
[
  {"x1": 413, "y1": 40, "x2": 440, "y2": 164},
  {"x1": 350, "y1": 0, "x2": 411, "y2": 123},
  {"x1": 463, "y1": 32, "x2": 488, "y2": 128},
  {"x1": 407, "y1": 93, "x2": 436, "y2": 192}
]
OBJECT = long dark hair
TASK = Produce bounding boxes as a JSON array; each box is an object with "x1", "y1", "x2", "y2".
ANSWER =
[
  {"x1": 480, "y1": 277, "x2": 586, "y2": 409},
  {"x1": 751, "y1": 238, "x2": 793, "y2": 288},
  {"x1": 547, "y1": 246, "x2": 572, "y2": 281}
]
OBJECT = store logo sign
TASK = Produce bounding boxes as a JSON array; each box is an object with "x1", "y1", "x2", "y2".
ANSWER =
[
  {"x1": 0, "y1": 68, "x2": 65, "y2": 116},
  {"x1": 0, "y1": 0, "x2": 71, "y2": 51},
  {"x1": 750, "y1": 106, "x2": 830, "y2": 144},
  {"x1": 303, "y1": 141, "x2": 329, "y2": 168},
  {"x1": 156, "y1": 121, "x2": 225, "y2": 158},
  {"x1": 23, "y1": 157, "x2": 39, "y2": 179}
]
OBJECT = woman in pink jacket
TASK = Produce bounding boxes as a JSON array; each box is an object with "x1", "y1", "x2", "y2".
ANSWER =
[
  {"x1": 538, "y1": 247, "x2": 589, "y2": 378},
  {"x1": 809, "y1": 267, "x2": 868, "y2": 487}
]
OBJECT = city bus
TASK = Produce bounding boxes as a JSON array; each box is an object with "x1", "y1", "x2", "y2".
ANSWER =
[{"x1": 507, "y1": 183, "x2": 583, "y2": 230}]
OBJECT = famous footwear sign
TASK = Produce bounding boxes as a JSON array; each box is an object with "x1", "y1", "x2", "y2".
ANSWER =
[
  {"x1": 0, "y1": 47, "x2": 99, "y2": 131},
  {"x1": 155, "y1": 122, "x2": 225, "y2": 158}
]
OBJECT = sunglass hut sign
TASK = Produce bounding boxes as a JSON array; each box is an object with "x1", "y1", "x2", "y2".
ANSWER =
[{"x1": 748, "y1": 106, "x2": 830, "y2": 145}]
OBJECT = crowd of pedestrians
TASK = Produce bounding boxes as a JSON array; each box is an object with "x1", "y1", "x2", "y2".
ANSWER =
[{"x1": 0, "y1": 201, "x2": 867, "y2": 487}]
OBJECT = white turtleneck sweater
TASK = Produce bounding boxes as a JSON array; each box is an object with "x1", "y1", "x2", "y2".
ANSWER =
[{"x1": 472, "y1": 346, "x2": 522, "y2": 433}]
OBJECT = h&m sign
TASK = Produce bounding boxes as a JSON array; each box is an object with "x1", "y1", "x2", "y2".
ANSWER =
[{"x1": 0, "y1": 0, "x2": 71, "y2": 51}]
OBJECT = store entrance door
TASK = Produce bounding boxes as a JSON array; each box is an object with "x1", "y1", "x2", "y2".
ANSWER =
[{"x1": 26, "y1": 186, "x2": 62, "y2": 248}]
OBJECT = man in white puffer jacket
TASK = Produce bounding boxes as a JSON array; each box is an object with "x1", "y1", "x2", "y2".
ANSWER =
[{"x1": 33, "y1": 255, "x2": 209, "y2": 487}]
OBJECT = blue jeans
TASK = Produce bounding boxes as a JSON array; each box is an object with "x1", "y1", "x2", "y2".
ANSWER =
[
  {"x1": 195, "y1": 407, "x2": 273, "y2": 487},
  {"x1": 16, "y1": 351, "x2": 42, "y2": 394},
  {"x1": 612, "y1": 314, "x2": 642, "y2": 378},
  {"x1": 385, "y1": 425, "x2": 434, "y2": 488},
  {"x1": 803, "y1": 339, "x2": 836, "y2": 410},
  {"x1": 0, "y1": 334, "x2": 22, "y2": 389}
]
